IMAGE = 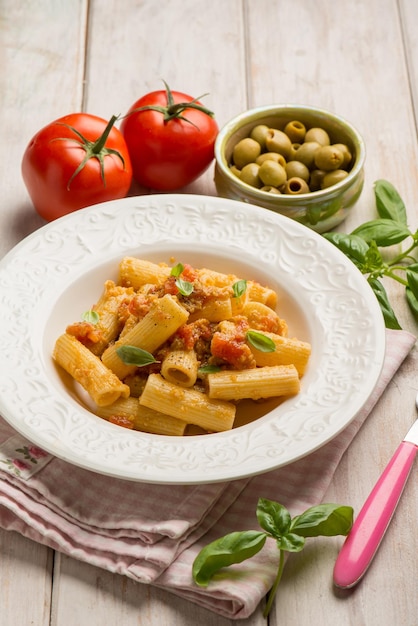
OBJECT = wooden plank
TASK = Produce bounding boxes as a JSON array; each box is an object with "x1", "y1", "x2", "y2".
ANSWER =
[
  {"x1": 81, "y1": 0, "x2": 247, "y2": 196},
  {"x1": 0, "y1": 0, "x2": 88, "y2": 256},
  {"x1": 400, "y1": 0, "x2": 418, "y2": 123},
  {"x1": 0, "y1": 529, "x2": 53, "y2": 626},
  {"x1": 0, "y1": 1, "x2": 86, "y2": 625}
]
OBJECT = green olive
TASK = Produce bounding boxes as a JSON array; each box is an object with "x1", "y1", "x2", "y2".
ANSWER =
[
  {"x1": 230, "y1": 165, "x2": 241, "y2": 178},
  {"x1": 239, "y1": 162, "x2": 262, "y2": 188},
  {"x1": 321, "y1": 169, "x2": 349, "y2": 189},
  {"x1": 314, "y1": 145, "x2": 344, "y2": 171},
  {"x1": 304, "y1": 127, "x2": 330, "y2": 146},
  {"x1": 284, "y1": 120, "x2": 306, "y2": 143},
  {"x1": 256, "y1": 152, "x2": 286, "y2": 167},
  {"x1": 265, "y1": 129, "x2": 292, "y2": 159},
  {"x1": 332, "y1": 143, "x2": 352, "y2": 168},
  {"x1": 285, "y1": 160, "x2": 310, "y2": 182},
  {"x1": 258, "y1": 160, "x2": 287, "y2": 187},
  {"x1": 261, "y1": 185, "x2": 281, "y2": 194},
  {"x1": 290, "y1": 141, "x2": 321, "y2": 168},
  {"x1": 283, "y1": 177, "x2": 310, "y2": 195},
  {"x1": 309, "y1": 169, "x2": 326, "y2": 191},
  {"x1": 232, "y1": 137, "x2": 261, "y2": 169},
  {"x1": 250, "y1": 124, "x2": 270, "y2": 149}
]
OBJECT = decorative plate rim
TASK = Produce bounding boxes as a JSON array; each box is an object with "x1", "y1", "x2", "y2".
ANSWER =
[{"x1": 0, "y1": 194, "x2": 386, "y2": 484}]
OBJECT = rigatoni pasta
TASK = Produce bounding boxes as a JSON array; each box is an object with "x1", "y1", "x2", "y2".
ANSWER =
[{"x1": 53, "y1": 257, "x2": 311, "y2": 436}]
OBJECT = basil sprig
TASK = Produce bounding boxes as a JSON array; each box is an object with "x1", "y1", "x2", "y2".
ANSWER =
[
  {"x1": 171, "y1": 262, "x2": 194, "y2": 296},
  {"x1": 116, "y1": 345, "x2": 157, "y2": 366},
  {"x1": 192, "y1": 498, "x2": 353, "y2": 617},
  {"x1": 323, "y1": 179, "x2": 418, "y2": 329}
]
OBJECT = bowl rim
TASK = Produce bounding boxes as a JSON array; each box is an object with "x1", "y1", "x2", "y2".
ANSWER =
[{"x1": 214, "y1": 103, "x2": 366, "y2": 201}]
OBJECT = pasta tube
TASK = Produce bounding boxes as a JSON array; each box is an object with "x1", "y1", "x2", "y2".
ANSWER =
[
  {"x1": 139, "y1": 374, "x2": 236, "y2": 432},
  {"x1": 119, "y1": 257, "x2": 171, "y2": 289},
  {"x1": 90, "y1": 280, "x2": 134, "y2": 355},
  {"x1": 207, "y1": 364, "x2": 300, "y2": 401},
  {"x1": 247, "y1": 280, "x2": 278, "y2": 308},
  {"x1": 249, "y1": 332, "x2": 311, "y2": 375},
  {"x1": 95, "y1": 397, "x2": 187, "y2": 436},
  {"x1": 160, "y1": 350, "x2": 198, "y2": 387},
  {"x1": 53, "y1": 333, "x2": 130, "y2": 407},
  {"x1": 101, "y1": 294, "x2": 189, "y2": 378},
  {"x1": 188, "y1": 297, "x2": 232, "y2": 323}
]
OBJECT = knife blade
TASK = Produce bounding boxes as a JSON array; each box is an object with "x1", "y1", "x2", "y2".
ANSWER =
[{"x1": 333, "y1": 417, "x2": 418, "y2": 589}]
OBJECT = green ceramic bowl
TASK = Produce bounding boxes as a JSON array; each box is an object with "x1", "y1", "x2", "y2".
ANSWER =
[{"x1": 214, "y1": 104, "x2": 366, "y2": 233}]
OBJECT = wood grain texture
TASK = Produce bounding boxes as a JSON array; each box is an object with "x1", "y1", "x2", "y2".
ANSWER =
[{"x1": 0, "y1": 0, "x2": 417, "y2": 624}]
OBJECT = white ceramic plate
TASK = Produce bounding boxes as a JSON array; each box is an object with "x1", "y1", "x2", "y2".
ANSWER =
[{"x1": 0, "y1": 194, "x2": 385, "y2": 484}]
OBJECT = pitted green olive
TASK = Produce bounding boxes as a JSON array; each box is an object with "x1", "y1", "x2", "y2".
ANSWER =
[
  {"x1": 309, "y1": 169, "x2": 326, "y2": 191},
  {"x1": 265, "y1": 129, "x2": 292, "y2": 159},
  {"x1": 321, "y1": 169, "x2": 349, "y2": 188},
  {"x1": 291, "y1": 141, "x2": 321, "y2": 168},
  {"x1": 261, "y1": 185, "x2": 281, "y2": 194},
  {"x1": 314, "y1": 145, "x2": 344, "y2": 171},
  {"x1": 256, "y1": 152, "x2": 286, "y2": 167},
  {"x1": 288, "y1": 143, "x2": 301, "y2": 160},
  {"x1": 283, "y1": 177, "x2": 310, "y2": 195},
  {"x1": 239, "y1": 162, "x2": 262, "y2": 187},
  {"x1": 250, "y1": 124, "x2": 270, "y2": 149},
  {"x1": 332, "y1": 143, "x2": 352, "y2": 168},
  {"x1": 285, "y1": 160, "x2": 310, "y2": 182},
  {"x1": 304, "y1": 127, "x2": 330, "y2": 146},
  {"x1": 258, "y1": 160, "x2": 287, "y2": 187},
  {"x1": 284, "y1": 120, "x2": 306, "y2": 143},
  {"x1": 232, "y1": 137, "x2": 261, "y2": 168}
]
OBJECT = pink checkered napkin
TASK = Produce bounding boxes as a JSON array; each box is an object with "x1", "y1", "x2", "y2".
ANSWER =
[{"x1": 0, "y1": 329, "x2": 415, "y2": 619}]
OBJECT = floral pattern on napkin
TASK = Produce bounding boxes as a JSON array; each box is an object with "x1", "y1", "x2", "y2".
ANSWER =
[{"x1": 0, "y1": 435, "x2": 52, "y2": 479}]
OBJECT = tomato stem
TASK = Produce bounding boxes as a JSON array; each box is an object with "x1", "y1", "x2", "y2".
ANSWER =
[
  {"x1": 125, "y1": 80, "x2": 215, "y2": 127},
  {"x1": 52, "y1": 115, "x2": 127, "y2": 189}
]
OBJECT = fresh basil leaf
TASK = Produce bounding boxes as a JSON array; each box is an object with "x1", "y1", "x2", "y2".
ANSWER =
[
  {"x1": 406, "y1": 264, "x2": 418, "y2": 299},
  {"x1": 406, "y1": 287, "x2": 418, "y2": 322},
  {"x1": 368, "y1": 277, "x2": 402, "y2": 329},
  {"x1": 192, "y1": 530, "x2": 267, "y2": 587},
  {"x1": 363, "y1": 240, "x2": 384, "y2": 271},
  {"x1": 175, "y1": 277, "x2": 194, "y2": 296},
  {"x1": 256, "y1": 498, "x2": 291, "y2": 538},
  {"x1": 275, "y1": 532, "x2": 305, "y2": 553},
  {"x1": 374, "y1": 179, "x2": 408, "y2": 224},
  {"x1": 246, "y1": 330, "x2": 275, "y2": 352},
  {"x1": 352, "y1": 219, "x2": 411, "y2": 246},
  {"x1": 290, "y1": 504, "x2": 353, "y2": 538},
  {"x1": 116, "y1": 345, "x2": 157, "y2": 366},
  {"x1": 232, "y1": 279, "x2": 247, "y2": 298},
  {"x1": 82, "y1": 310, "x2": 99, "y2": 324},
  {"x1": 323, "y1": 232, "x2": 369, "y2": 265},
  {"x1": 171, "y1": 262, "x2": 184, "y2": 277},
  {"x1": 198, "y1": 364, "x2": 222, "y2": 375}
]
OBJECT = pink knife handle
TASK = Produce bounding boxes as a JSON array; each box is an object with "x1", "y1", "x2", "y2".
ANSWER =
[{"x1": 333, "y1": 440, "x2": 417, "y2": 589}]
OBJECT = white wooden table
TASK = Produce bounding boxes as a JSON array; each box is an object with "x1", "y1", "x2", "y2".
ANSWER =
[{"x1": 1, "y1": 1, "x2": 418, "y2": 624}]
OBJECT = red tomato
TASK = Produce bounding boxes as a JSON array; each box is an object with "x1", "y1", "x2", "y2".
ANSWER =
[
  {"x1": 22, "y1": 113, "x2": 133, "y2": 221},
  {"x1": 120, "y1": 83, "x2": 219, "y2": 191}
]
